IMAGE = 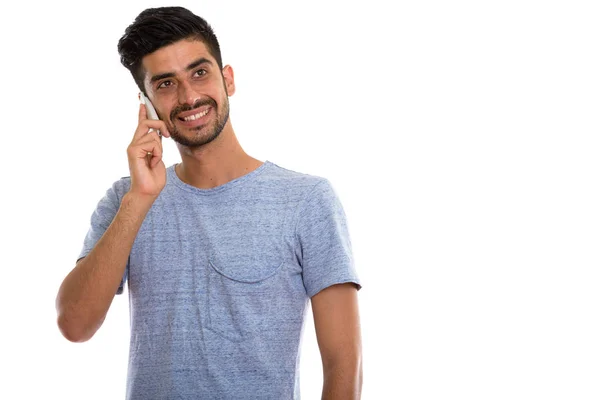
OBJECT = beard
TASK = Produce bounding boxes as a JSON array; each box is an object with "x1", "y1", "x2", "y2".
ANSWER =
[{"x1": 166, "y1": 96, "x2": 230, "y2": 150}]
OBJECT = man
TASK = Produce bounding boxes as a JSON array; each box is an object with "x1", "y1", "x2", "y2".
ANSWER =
[{"x1": 56, "y1": 6, "x2": 363, "y2": 399}]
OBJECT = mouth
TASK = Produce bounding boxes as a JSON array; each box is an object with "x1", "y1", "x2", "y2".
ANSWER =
[{"x1": 177, "y1": 106, "x2": 212, "y2": 127}]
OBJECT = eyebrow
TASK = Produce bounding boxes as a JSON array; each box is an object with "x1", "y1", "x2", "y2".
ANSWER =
[{"x1": 149, "y1": 57, "x2": 214, "y2": 84}]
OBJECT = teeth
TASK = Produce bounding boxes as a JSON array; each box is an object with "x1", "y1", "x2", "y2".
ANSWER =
[{"x1": 183, "y1": 108, "x2": 210, "y2": 121}]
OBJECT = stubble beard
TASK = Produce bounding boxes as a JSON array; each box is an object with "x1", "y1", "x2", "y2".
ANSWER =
[{"x1": 168, "y1": 97, "x2": 230, "y2": 150}]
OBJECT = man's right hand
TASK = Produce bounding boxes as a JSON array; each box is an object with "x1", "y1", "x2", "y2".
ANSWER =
[{"x1": 127, "y1": 103, "x2": 172, "y2": 198}]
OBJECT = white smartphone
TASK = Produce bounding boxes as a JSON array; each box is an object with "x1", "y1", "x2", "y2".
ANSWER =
[{"x1": 139, "y1": 92, "x2": 161, "y2": 136}]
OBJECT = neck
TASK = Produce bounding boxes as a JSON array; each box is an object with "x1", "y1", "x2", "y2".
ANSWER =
[{"x1": 174, "y1": 122, "x2": 263, "y2": 189}]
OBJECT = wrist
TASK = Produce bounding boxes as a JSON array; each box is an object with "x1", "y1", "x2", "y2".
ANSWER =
[{"x1": 122, "y1": 191, "x2": 158, "y2": 213}]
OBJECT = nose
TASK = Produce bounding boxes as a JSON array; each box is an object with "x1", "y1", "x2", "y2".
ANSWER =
[{"x1": 177, "y1": 80, "x2": 201, "y2": 107}]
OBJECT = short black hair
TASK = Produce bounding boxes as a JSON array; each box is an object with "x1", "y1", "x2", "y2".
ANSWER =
[{"x1": 117, "y1": 6, "x2": 223, "y2": 95}]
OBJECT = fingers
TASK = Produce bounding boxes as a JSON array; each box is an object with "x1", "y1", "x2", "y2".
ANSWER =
[
  {"x1": 130, "y1": 129, "x2": 162, "y2": 156},
  {"x1": 138, "y1": 102, "x2": 147, "y2": 122},
  {"x1": 133, "y1": 118, "x2": 172, "y2": 141},
  {"x1": 134, "y1": 133, "x2": 163, "y2": 168},
  {"x1": 141, "y1": 140, "x2": 163, "y2": 168},
  {"x1": 130, "y1": 103, "x2": 171, "y2": 169},
  {"x1": 135, "y1": 104, "x2": 172, "y2": 139},
  {"x1": 137, "y1": 130, "x2": 162, "y2": 153}
]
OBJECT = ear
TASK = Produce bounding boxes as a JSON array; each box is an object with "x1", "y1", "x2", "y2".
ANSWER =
[{"x1": 222, "y1": 65, "x2": 235, "y2": 96}]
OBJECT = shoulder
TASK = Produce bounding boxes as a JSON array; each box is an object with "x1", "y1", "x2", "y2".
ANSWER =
[
  {"x1": 261, "y1": 162, "x2": 344, "y2": 226},
  {"x1": 261, "y1": 160, "x2": 331, "y2": 197},
  {"x1": 116, "y1": 175, "x2": 132, "y2": 191},
  {"x1": 105, "y1": 175, "x2": 131, "y2": 204}
]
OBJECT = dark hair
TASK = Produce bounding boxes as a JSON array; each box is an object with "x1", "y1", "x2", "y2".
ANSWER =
[{"x1": 117, "y1": 6, "x2": 223, "y2": 95}]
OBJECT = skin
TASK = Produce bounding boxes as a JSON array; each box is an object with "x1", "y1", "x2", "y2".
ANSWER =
[
  {"x1": 312, "y1": 283, "x2": 363, "y2": 399},
  {"x1": 57, "y1": 36, "x2": 362, "y2": 399},
  {"x1": 141, "y1": 40, "x2": 363, "y2": 397},
  {"x1": 140, "y1": 38, "x2": 263, "y2": 190}
]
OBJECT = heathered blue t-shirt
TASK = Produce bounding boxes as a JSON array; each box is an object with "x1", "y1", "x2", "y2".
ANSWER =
[{"x1": 77, "y1": 160, "x2": 362, "y2": 399}]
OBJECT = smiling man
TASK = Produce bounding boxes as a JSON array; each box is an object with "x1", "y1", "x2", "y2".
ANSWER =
[{"x1": 55, "y1": 6, "x2": 363, "y2": 400}]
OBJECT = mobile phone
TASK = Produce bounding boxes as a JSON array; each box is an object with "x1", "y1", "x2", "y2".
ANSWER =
[{"x1": 139, "y1": 92, "x2": 161, "y2": 136}]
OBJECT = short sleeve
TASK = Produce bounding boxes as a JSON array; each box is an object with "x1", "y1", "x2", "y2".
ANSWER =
[
  {"x1": 295, "y1": 179, "x2": 362, "y2": 298},
  {"x1": 77, "y1": 180, "x2": 129, "y2": 295}
]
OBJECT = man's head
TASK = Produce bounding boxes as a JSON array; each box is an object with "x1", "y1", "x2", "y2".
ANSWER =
[{"x1": 118, "y1": 7, "x2": 233, "y2": 149}]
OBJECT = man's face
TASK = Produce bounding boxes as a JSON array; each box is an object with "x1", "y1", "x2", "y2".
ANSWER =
[{"x1": 141, "y1": 39, "x2": 234, "y2": 149}]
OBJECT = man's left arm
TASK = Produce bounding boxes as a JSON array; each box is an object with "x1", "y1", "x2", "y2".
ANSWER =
[{"x1": 312, "y1": 282, "x2": 363, "y2": 400}]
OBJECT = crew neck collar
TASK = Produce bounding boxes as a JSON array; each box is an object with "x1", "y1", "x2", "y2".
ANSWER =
[{"x1": 168, "y1": 161, "x2": 271, "y2": 195}]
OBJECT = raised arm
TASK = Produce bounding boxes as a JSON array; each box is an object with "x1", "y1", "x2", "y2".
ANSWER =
[
  {"x1": 56, "y1": 192, "x2": 155, "y2": 342},
  {"x1": 56, "y1": 102, "x2": 172, "y2": 342}
]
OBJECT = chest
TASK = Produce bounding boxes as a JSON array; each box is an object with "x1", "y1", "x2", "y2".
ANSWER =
[{"x1": 126, "y1": 203, "x2": 306, "y2": 341}]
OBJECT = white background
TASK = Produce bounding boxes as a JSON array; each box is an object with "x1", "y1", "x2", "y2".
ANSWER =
[{"x1": 1, "y1": 0, "x2": 599, "y2": 399}]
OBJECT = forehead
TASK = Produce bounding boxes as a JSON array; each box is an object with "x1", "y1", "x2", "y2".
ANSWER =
[{"x1": 141, "y1": 39, "x2": 215, "y2": 77}]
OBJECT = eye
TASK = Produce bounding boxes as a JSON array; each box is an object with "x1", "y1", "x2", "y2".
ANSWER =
[
  {"x1": 157, "y1": 80, "x2": 173, "y2": 89},
  {"x1": 194, "y1": 69, "x2": 207, "y2": 77}
]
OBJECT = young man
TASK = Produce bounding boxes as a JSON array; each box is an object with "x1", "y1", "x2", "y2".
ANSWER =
[{"x1": 56, "y1": 6, "x2": 363, "y2": 399}]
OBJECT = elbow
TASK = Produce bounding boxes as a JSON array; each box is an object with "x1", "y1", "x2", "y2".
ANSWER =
[
  {"x1": 324, "y1": 356, "x2": 362, "y2": 379},
  {"x1": 56, "y1": 281, "x2": 99, "y2": 343},
  {"x1": 323, "y1": 350, "x2": 362, "y2": 375},
  {"x1": 57, "y1": 314, "x2": 90, "y2": 343},
  {"x1": 56, "y1": 304, "x2": 104, "y2": 343},
  {"x1": 322, "y1": 356, "x2": 363, "y2": 400}
]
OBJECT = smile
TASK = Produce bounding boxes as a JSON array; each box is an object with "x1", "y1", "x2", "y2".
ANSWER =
[{"x1": 180, "y1": 108, "x2": 210, "y2": 121}]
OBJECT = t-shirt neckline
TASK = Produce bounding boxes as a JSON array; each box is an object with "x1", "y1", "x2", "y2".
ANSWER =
[{"x1": 168, "y1": 160, "x2": 271, "y2": 195}]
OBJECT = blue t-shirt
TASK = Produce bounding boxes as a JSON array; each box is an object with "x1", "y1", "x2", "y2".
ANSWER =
[{"x1": 78, "y1": 160, "x2": 362, "y2": 399}]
